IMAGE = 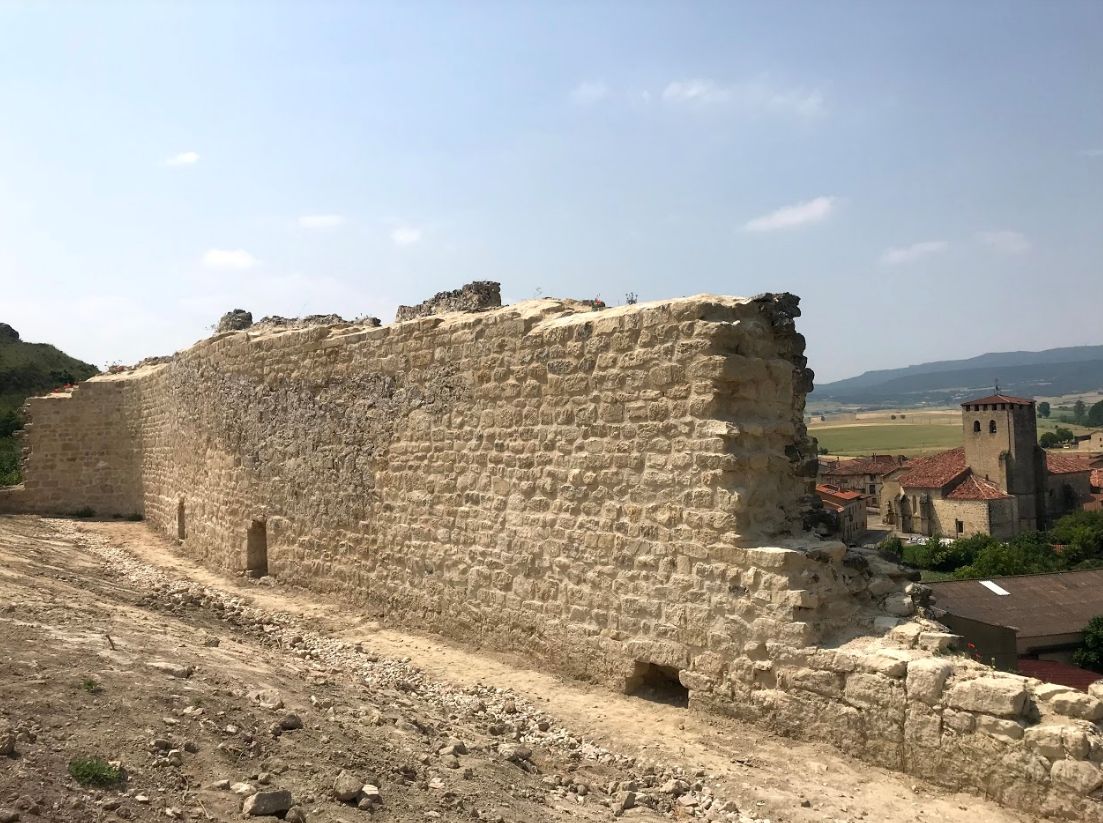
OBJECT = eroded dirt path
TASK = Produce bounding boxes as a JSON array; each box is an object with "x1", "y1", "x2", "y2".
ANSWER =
[{"x1": 0, "y1": 516, "x2": 1032, "y2": 823}]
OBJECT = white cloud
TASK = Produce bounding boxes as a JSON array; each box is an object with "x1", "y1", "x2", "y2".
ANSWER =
[
  {"x1": 743, "y1": 196, "x2": 837, "y2": 232},
  {"x1": 662, "y1": 78, "x2": 731, "y2": 105},
  {"x1": 166, "y1": 151, "x2": 200, "y2": 166},
  {"x1": 390, "y1": 225, "x2": 422, "y2": 247},
  {"x1": 879, "y1": 240, "x2": 949, "y2": 266},
  {"x1": 570, "y1": 81, "x2": 610, "y2": 105},
  {"x1": 662, "y1": 78, "x2": 824, "y2": 117},
  {"x1": 297, "y1": 214, "x2": 346, "y2": 229},
  {"x1": 977, "y1": 230, "x2": 1030, "y2": 255},
  {"x1": 201, "y1": 249, "x2": 258, "y2": 270}
]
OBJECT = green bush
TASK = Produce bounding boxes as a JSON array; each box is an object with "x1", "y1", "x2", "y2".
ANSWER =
[
  {"x1": 877, "y1": 536, "x2": 903, "y2": 560},
  {"x1": 0, "y1": 436, "x2": 20, "y2": 486},
  {"x1": 1073, "y1": 615, "x2": 1103, "y2": 673},
  {"x1": 953, "y1": 532, "x2": 1058, "y2": 579},
  {"x1": 901, "y1": 540, "x2": 933, "y2": 568},
  {"x1": 68, "y1": 756, "x2": 121, "y2": 787},
  {"x1": 1050, "y1": 511, "x2": 1103, "y2": 567}
]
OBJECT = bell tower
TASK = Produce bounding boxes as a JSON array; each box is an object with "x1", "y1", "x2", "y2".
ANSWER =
[{"x1": 961, "y1": 391, "x2": 1046, "y2": 531}]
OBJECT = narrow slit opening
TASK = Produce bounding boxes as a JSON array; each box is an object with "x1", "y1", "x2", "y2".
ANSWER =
[
  {"x1": 246, "y1": 519, "x2": 268, "y2": 577},
  {"x1": 176, "y1": 499, "x2": 186, "y2": 540}
]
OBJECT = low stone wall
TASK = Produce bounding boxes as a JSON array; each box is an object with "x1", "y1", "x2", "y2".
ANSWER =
[{"x1": 4, "y1": 292, "x2": 1103, "y2": 819}]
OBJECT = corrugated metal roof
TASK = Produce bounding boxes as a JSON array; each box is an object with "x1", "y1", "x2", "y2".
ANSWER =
[{"x1": 929, "y1": 569, "x2": 1103, "y2": 639}]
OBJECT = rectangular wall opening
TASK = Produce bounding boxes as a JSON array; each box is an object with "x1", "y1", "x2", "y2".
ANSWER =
[
  {"x1": 246, "y1": 519, "x2": 268, "y2": 577},
  {"x1": 625, "y1": 662, "x2": 689, "y2": 707},
  {"x1": 177, "y1": 499, "x2": 186, "y2": 540}
]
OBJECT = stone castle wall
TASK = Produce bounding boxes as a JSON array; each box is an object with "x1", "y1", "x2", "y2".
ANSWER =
[
  {"x1": 4, "y1": 378, "x2": 144, "y2": 516},
  {"x1": 3, "y1": 292, "x2": 1103, "y2": 820}
]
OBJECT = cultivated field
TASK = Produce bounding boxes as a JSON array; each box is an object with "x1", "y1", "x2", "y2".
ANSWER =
[
  {"x1": 810, "y1": 424, "x2": 962, "y2": 457},
  {"x1": 808, "y1": 402, "x2": 1099, "y2": 458}
]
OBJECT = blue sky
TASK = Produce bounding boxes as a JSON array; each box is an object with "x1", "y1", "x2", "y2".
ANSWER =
[{"x1": 0, "y1": 1, "x2": 1100, "y2": 383}]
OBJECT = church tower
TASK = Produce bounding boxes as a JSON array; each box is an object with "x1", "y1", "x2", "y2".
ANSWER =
[{"x1": 961, "y1": 392, "x2": 1047, "y2": 531}]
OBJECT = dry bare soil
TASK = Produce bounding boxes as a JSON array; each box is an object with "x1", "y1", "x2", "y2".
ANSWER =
[{"x1": 0, "y1": 516, "x2": 1033, "y2": 823}]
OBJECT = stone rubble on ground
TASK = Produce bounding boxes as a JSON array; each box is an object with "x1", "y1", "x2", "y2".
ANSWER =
[{"x1": 55, "y1": 522, "x2": 772, "y2": 823}]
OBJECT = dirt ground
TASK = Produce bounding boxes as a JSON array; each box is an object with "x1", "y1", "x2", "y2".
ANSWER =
[{"x1": 0, "y1": 515, "x2": 1035, "y2": 823}]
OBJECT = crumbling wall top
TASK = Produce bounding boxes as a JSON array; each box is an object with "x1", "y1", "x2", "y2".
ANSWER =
[{"x1": 394, "y1": 280, "x2": 502, "y2": 322}]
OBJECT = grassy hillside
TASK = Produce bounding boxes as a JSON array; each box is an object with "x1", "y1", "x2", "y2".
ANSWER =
[{"x1": 0, "y1": 324, "x2": 98, "y2": 485}]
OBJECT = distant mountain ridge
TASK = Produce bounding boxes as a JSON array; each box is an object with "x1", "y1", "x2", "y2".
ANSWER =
[{"x1": 813, "y1": 345, "x2": 1103, "y2": 407}]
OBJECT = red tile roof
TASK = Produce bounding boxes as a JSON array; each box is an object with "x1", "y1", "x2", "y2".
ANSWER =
[
  {"x1": 961, "y1": 393, "x2": 1034, "y2": 407},
  {"x1": 1047, "y1": 453, "x2": 1092, "y2": 475},
  {"x1": 816, "y1": 483, "x2": 863, "y2": 500},
  {"x1": 898, "y1": 447, "x2": 968, "y2": 489},
  {"x1": 1016, "y1": 659, "x2": 1101, "y2": 692},
  {"x1": 945, "y1": 473, "x2": 1012, "y2": 501},
  {"x1": 816, "y1": 484, "x2": 865, "y2": 512},
  {"x1": 821, "y1": 454, "x2": 908, "y2": 478}
]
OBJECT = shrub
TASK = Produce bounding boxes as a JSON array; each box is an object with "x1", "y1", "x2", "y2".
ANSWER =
[
  {"x1": 80, "y1": 678, "x2": 102, "y2": 694},
  {"x1": 0, "y1": 437, "x2": 20, "y2": 486},
  {"x1": 953, "y1": 532, "x2": 1057, "y2": 578},
  {"x1": 1073, "y1": 616, "x2": 1103, "y2": 673},
  {"x1": 901, "y1": 541, "x2": 933, "y2": 569},
  {"x1": 877, "y1": 536, "x2": 903, "y2": 560},
  {"x1": 68, "y1": 756, "x2": 121, "y2": 787}
]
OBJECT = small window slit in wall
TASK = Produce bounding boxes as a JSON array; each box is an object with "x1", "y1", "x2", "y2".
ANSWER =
[
  {"x1": 246, "y1": 519, "x2": 268, "y2": 577},
  {"x1": 176, "y1": 499, "x2": 186, "y2": 540}
]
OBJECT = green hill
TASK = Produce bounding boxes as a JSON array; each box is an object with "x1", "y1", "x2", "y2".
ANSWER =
[
  {"x1": 813, "y1": 345, "x2": 1103, "y2": 407},
  {"x1": 1, "y1": 323, "x2": 98, "y2": 484}
]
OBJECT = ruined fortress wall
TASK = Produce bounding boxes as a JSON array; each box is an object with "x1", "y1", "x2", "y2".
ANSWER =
[
  {"x1": 6, "y1": 294, "x2": 1103, "y2": 820},
  {"x1": 134, "y1": 295, "x2": 861, "y2": 677},
  {"x1": 0, "y1": 379, "x2": 144, "y2": 516}
]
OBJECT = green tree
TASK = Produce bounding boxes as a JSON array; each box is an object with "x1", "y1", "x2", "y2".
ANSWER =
[
  {"x1": 1072, "y1": 616, "x2": 1103, "y2": 673},
  {"x1": 0, "y1": 410, "x2": 21, "y2": 439},
  {"x1": 1051, "y1": 511, "x2": 1103, "y2": 567},
  {"x1": 1074, "y1": 400, "x2": 1087, "y2": 424},
  {"x1": 1040, "y1": 432, "x2": 1060, "y2": 449},
  {"x1": 1037, "y1": 401, "x2": 1051, "y2": 418},
  {"x1": 931, "y1": 533, "x2": 998, "y2": 571},
  {"x1": 1087, "y1": 400, "x2": 1103, "y2": 428},
  {"x1": 1055, "y1": 426, "x2": 1076, "y2": 445},
  {"x1": 953, "y1": 532, "x2": 1058, "y2": 578}
]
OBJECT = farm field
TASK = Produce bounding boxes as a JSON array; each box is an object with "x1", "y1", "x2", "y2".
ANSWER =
[{"x1": 812, "y1": 423, "x2": 963, "y2": 457}]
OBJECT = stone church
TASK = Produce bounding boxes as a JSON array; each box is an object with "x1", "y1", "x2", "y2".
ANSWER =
[{"x1": 880, "y1": 393, "x2": 1092, "y2": 539}]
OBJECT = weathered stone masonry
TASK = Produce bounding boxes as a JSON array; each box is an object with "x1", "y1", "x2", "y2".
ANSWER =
[{"x1": 4, "y1": 292, "x2": 1103, "y2": 820}]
